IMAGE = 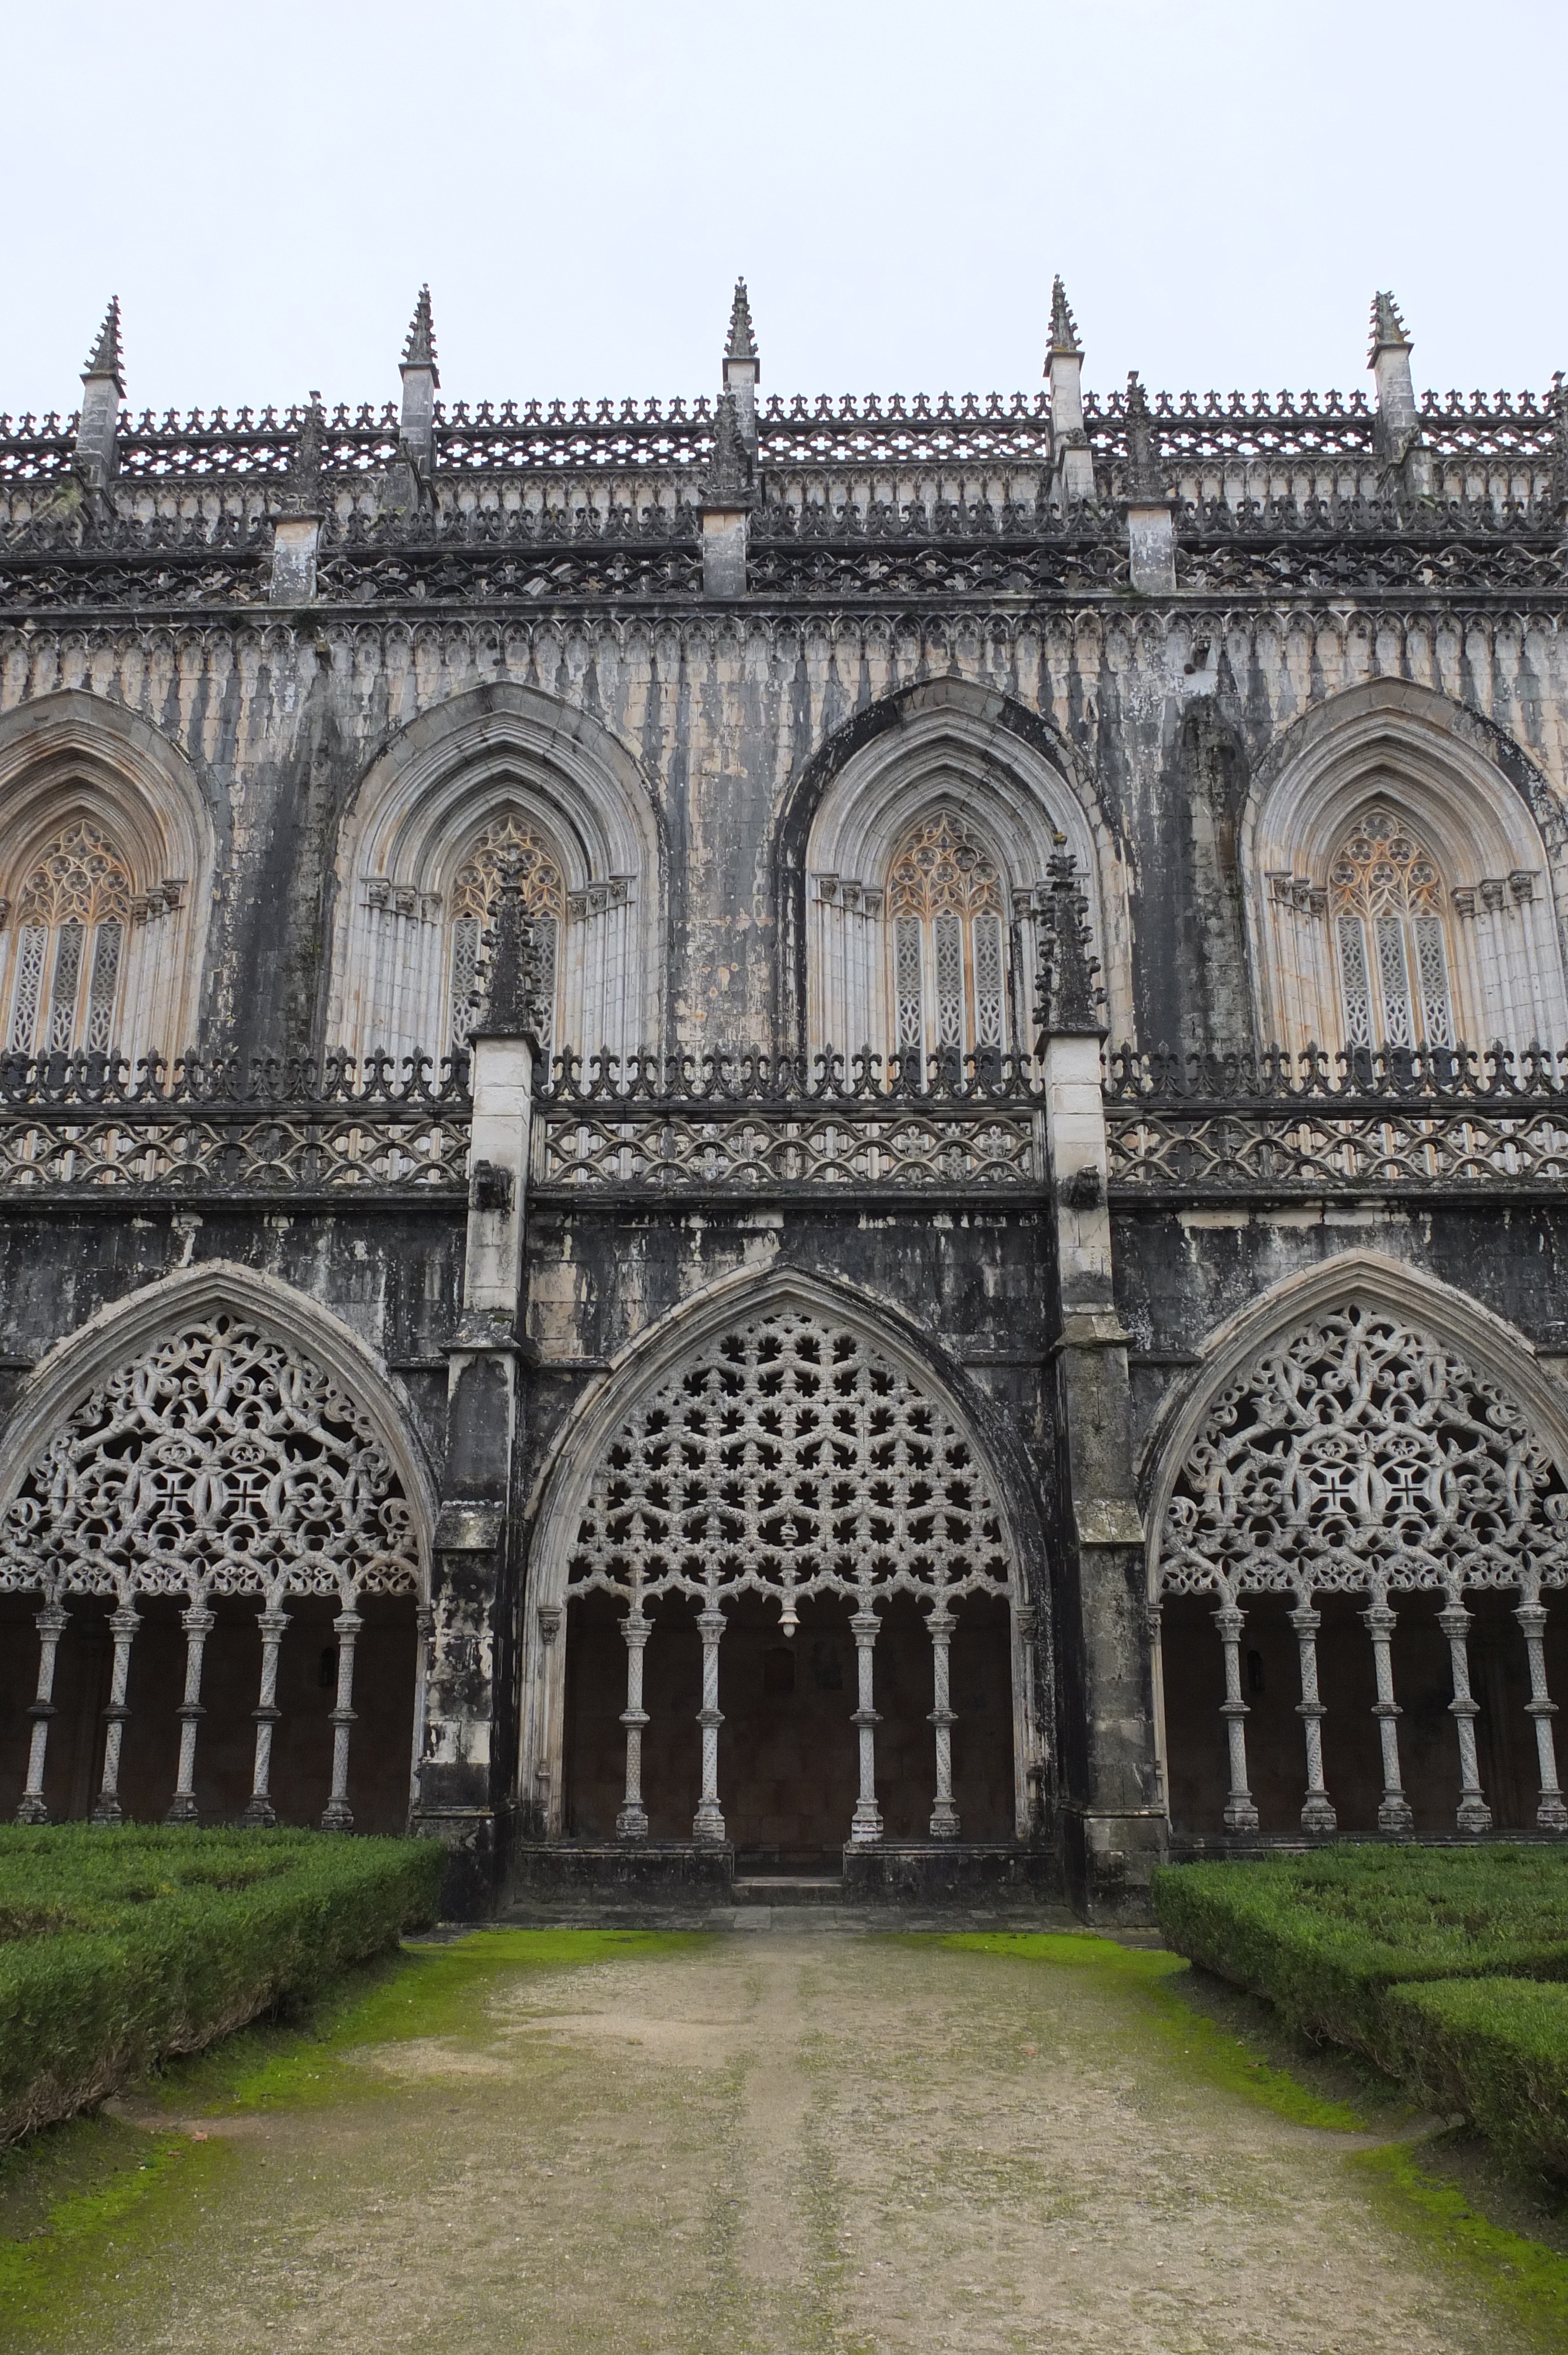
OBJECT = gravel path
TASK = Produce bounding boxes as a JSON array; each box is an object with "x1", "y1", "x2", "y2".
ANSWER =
[{"x1": 33, "y1": 1923, "x2": 1529, "y2": 2354}]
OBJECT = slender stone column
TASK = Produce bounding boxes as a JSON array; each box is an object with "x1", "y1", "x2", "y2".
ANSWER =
[
  {"x1": 92, "y1": 1600, "x2": 141, "y2": 1825},
  {"x1": 165, "y1": 1603, "x2": 215, "y2": 1824},
  {"x1": 926, "y1": 1604, "x2": 960, "y2": 1839},
  {"x1": 1361, "y1": 1596, "x2": 1414, "y2": 1832},
  {"x1": 692, "y1": 1607, "x2": 727, "y2": 1843},
  {"x1": 1437, "y1": 1595, "x2": 1493, "y2": 1832},
  {"x1": 15, "y1": 1600, "x2": 68, "y2": 1825},
  {"x1": 616, "y1": 1606, "x2": 651, "y2": 1840},
  {"x1": 1288, "y1": 1597, "x2": 1337, "y2": 1833},
  {"x1": 848, "y1": 1608, "x2": 883, "y2": 1846},
  {"x1": 320, "y1": 1607, "x2": 363, "y2": 1831},
  {"x1": 1516, "y1": 1595, "x2": 1568, "y2": 1832},
  {"x1": 1214, "y1": 1601, "x2": 1260, "y2": 1833},
  {"x1": 241, "y1": 1604, "x2": 290, "y2": 1827}
]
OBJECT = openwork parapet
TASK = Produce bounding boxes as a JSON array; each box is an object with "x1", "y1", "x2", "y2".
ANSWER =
[
  {"x1": 1105, "y1": 1042, "x2": 1568, "y2": 1198},
  {"x1": 0, "y1": 1052, "x2": 471, "y2": 1198},
  {"x1": 534, "y1": 1050, "x2": 1042, "y2": 1193}
]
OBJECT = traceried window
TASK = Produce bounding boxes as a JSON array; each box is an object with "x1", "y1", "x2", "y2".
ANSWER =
[
  {"x1": 1330, "y1": 807, "x2": 1454, "y2": 1050},
  {"x1": 6, "y1": 820, "x2": 132, "y2": 1056},
  {"x1": 886, "y1": 810, "x2": 1009, "y2": 1063},
  {"x1": 446, "y1": 813, "x2": 566, "y2": 1050}
]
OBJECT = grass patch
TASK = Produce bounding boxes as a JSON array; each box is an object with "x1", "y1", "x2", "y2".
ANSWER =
[
  {"x1": 0, "y1": 1825, "x2": 443, "y2": 2141},
  {"x1": 942, "y1": 1930, "x2": 1361, "y2": 2130},
  {"x1": 1356, "y1": 2140, "x2": 1568, "y2": 2351},
  {"x1": 0, "y1": 1925, "x2": 699, "y2": 2346}
]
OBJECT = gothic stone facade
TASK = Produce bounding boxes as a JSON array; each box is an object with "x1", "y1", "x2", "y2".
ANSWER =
[{"x1": 2, "y1": 284, "x2": 1567, "y2": 1919}]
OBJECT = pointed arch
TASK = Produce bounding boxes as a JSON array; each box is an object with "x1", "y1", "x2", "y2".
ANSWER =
[
  {"x1": 1243, "y1": 681, "x2": 1568, "y2": 1057},
  {"x1": 773, "y1": 678, "x2": 1132, "y2": 1062},
  {"x1": 0, "y1": 1261, "x2": 436, "y2": 1600},
  {"x1": 0, "y1": 691, "x2": 218, "y2": 1062},
  {"x1": 327, "y1": 684, "x2": 665, "y2": 1068},
  {"x1": 519, "y1": 1264, "x2": 1048, "y2": 1836},
  {"x1": 1142, "y1": 1251, "x2": 1568, "y2": 1601}
]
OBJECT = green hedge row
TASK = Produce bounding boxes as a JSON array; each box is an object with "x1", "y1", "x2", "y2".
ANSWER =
[
  {"x1": 1151, "y1": 1846, "x2": 1568, "y2": 2179},
  {"x1": 0, "y1": 1826, "x2": 444, "y2": 2143}
]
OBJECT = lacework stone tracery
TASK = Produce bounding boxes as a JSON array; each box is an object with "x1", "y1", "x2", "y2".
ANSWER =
[
  {"x1": 447, "y1": 812, "x2": 564, "y2": 1049},
  {"x1": 1159, "y1": 1305, "x2": 1568, "y2": 1840},
  {"x1": 568, "y1": 1306, "x2": 1014, "y2": 1845},
  {"x1": 886, "y1": 810, "x2": 1008, "y2": 1059},
  {"x1": 4, "y1": 1314, "x2": 420, "y2": 1833},
  {"x1": 1, "y1": 1313, "x2": 419, "y2": 1606}
]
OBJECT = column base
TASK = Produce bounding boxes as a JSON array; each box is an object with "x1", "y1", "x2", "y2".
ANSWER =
[
  {"x1": 1377, "y1": 1795, "x2": 1416, "y2": 1834},
  {"x1": 320, "y1": 1799, "x2": 354, "y2": 1832},
  {"x1": 14, "y1": 1794, "x2": 49, "y2": 1826},
  {"x1": 164, "y1": 1795, "x2": 200, "y2": 1825},
  {"x1": 1456, "y1": 1796, "x2": 1494, "y2": 1834},
  {"x1": 1537, "y1": 1793, "x2": 1568, "y2": 1833},
  {"x1": 239, "y1": 1795, "x2": 278, "y2": 1829},
  {"x1": 1222, "y1": 1799, "x2": 1261, "y2": 1835},
  {"x1": 1299, "y1": 1795, "x2": 1338, "y2": 1835}
]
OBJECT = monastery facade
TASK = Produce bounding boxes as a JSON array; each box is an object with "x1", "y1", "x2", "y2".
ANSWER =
[{"x1": 1, "y1": 283, "x2": 1565, "y2": 1916}]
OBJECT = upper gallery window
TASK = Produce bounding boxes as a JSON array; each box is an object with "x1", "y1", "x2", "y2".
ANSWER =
[
  {"x1": 6, "y1": 820, "x2": 133, "y2": 1056},
  {"x1": 1330, "y1": 807, "x2": 1454, "y2": 1049},
  {"x1": 886, "y1": 810, "x2": 1009, "y2": 1062},
  {"x1": 446, "y1": 812, "x2": 566, "y2": 1049}
]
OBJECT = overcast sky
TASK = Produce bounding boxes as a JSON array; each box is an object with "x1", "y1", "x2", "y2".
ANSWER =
[{"x1": 5, "y1": 0, "x2": 1563, "y2": 420}]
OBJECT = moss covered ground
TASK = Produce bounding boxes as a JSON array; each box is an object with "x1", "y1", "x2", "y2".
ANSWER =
[{"x1": 1, "y1": 1921, "x2": 1564, "y2": 2353}]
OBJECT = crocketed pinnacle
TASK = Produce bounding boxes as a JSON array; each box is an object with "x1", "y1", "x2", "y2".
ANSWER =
[
  {"x1": 480, "y1": 860, "x2": 545, "y2": 1039},
  {"x1": 402, "y1": 285, "x2": 440, "y2": 383},
  {"x1": 1034, "y1": 835, "x2": 1105, "y2": 1038},
  {"x1": 702, "y1": 390, "x2": 755, "y2": 506},
  {"x1": 1124, "y1": 371, "x2": 1165, "y2": 501},
  {"x1": 1048, "y1": 276, "x2": 1081, "y2": 358},
  {"x1": 1368, "y1": 290, "x2": 1411, "y2": 358},
  {"x1": 82, "y1": 297, "x2": 124, "y2": 391},
  {"x1": 726, "y1": 278, "x2": 758, "y2": 365}
]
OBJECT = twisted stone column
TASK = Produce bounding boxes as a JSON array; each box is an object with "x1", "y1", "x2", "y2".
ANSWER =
[
  {"x1": 1361, "y1": 1596, "x2": 1414, "y2": 1833},
  {"x1": 616, "y1": 1606, "x2": 650, "y2": 1840},
  {"x1": 1437, "y1": 1595, "x2": 1493, "y2": 1832},
  {"x1": 15, "y1": 1600, "x2": 68, "y2": 1826},
  {"x1": 166, "y1": 1603, "x2": 216, "y2": 1823},
  {"x1": 848, "y1": 1608, "x2": 883, "y2": 1846},
  {"x1": 92, "y1": 1599, "x2": 141, "y2": 1826},
  {"x1": 692, "y1": 1608, "x2": 727, "y2": 1844},
  {"x1": 321, "y1": 1607, "x2": 363, "y2": 1831},
  {"x1": 1288, "y1": 1597, "x2": 1337, "y2": 1833},
  {"x1": 1213, "y1": 1600, "x2": 1258, "y2": 1833},
  {"x1": 926, "y1": 1605, "x2": 960, "y2": 1839},
  {"x1": 241, "y1": 1605, "x2": 290, "y2": 1828},
  {"x1": 1516, "y1": 1596, "x2": 1568, "y2": 1832}
]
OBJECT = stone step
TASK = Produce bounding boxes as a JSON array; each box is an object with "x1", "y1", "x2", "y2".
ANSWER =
[{"x1": 732, "y1": 1875, "x2": 846, "y2": 1906}]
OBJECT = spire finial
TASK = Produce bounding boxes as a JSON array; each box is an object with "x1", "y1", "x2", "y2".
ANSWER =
[
  {"x1": 726, "y1": 277, "x2": 758, "y2": 367},
  {"x1": 82, "y1": 297, "x2": 124, "y2": 393},
  {"x1": 402, "y1": 285, "x2": 440, "y2": 383},
  {"x1": 1368, "y1": 290, "x2": 1411, "y2": 360},
  {"x1": 477, "y1": 861, "x2": 548, "y2": 1041},
  {"x1": 1048, "y1": 276, "x2": 1081, "y2": 359},
  {"x1": 1034, "y1": 835, "x2": 1106, "y2": 1039},
  {"x1": 1124, "y1": 371, "x2": 1165, "y2": 500}
]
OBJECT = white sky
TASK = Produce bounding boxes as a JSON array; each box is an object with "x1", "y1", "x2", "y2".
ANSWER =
[{"x1": 3, "y1": 0, "x2": 1563, "y2": 420}]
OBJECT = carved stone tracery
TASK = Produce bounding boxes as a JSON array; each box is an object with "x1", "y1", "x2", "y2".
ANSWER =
[
  {"x1": 1160, "y1": 1303, "x2": 1568, "y2": 1602},
  {"x1": 570, "y1": 1307, "x2": 1012, "y2": 1621},
  {"x1": 0, "y1": 1313, "x2": 420, "y2": 1605}
]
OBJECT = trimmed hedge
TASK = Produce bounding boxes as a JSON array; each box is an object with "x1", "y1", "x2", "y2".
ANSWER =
[
  {"x1": 1381, "y1": 1978, "x2": 1568, "y2": 2180},
  {"x1": 0, "y1": 1825, "x2": 443, "y2": 2142},
  {"x1": 1151, "y1": 1846, "x2": 1568, "y2": 2178}
]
